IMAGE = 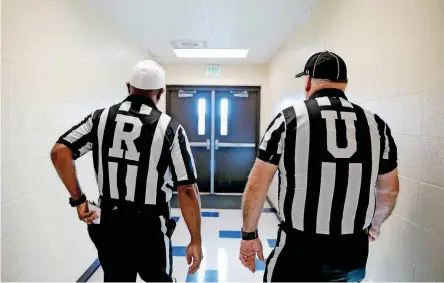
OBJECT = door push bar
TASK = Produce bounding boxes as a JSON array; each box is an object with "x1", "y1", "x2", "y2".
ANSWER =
[
  {"x1": 189, "y1": 139, "x2": 211, "y2": 150},
  {"x1": 214, "y1": 139, "x2": 256, "y2": 150}
]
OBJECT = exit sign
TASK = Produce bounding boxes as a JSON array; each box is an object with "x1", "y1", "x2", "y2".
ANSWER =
[{"x1": 206, "y1": 65, "x2": 221, "y2": 77}]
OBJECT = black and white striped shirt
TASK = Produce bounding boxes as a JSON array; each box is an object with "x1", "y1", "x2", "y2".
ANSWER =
[
  {"x1": 259, "y1": 88, "x2": 397, "y2": 235},
  {"x1": 57, "y1": 95, "x2": 197, "y2": 206}
]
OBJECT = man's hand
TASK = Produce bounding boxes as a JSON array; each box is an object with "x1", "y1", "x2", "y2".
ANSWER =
[
  {"x1": 76, "y1": 202, "x2": 97, "y2": 224},
  {"x1": 239, "y1": 238, "x2": 265, "y2": 273},
  {"x1": 186, "y1": 241, "x2": 203, "y2": 275},
  {"x1": 368, "y1": 225, "x2": 380, "y2": 242}
]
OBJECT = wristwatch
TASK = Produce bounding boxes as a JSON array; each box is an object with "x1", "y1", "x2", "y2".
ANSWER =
[
  {"x1": 69, "y1": 194, "x2": 87, "y2": 207},
  {"x1": 241, "y1": 229, "x2": 259, "y2": 240}
]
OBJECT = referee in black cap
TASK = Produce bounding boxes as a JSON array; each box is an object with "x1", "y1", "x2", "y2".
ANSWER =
[
  {"x1": 240, "y1": 51, "x2": 399, "y2": 281},
  {"x1": 51, "y1": 60, "x2": 203, "y2": 282}
]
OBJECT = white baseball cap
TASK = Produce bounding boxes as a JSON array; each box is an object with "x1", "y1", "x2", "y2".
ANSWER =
[{"x1": 128, "y1": 60, "x2": 166, "y2": 90}]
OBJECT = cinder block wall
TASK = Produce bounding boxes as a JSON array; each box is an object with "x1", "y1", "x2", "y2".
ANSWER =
[{"x1": 266, "y1": 0, "x2": 444, "y2": 281}]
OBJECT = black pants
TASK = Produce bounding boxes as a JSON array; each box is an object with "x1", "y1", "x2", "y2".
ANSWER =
[
  {"x1": 264, "y1": 224, "x2": 368, "y2": 282},
  {"x1": 87, "y1": 208, "x2": 173, "y2": 282}
]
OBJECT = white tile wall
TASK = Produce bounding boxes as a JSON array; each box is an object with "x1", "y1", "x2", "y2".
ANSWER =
[
  {"x1": 265, "y1": 0, "x2": 444, "y2": 281},
  {"x1": 422, "y1": 91, "x2": 444, "y2": 138},
  {"x1": 414, "y1": 269, "x2": 435, "y2": 282},
  {"x1": 418, "y1": 182, "x2": 444, "y2": 239},
  {"x1": 396, "y1": 135, "x2": 444, "y2": 188},
  {"x1": 394, "y1": 177, "x2": 419, "y2": 223},
  {"x1": 412, "y1": 225, "x2": 444, "y2": 280},
  {"x1": 377, "y1": 251, "x2": 415, "y2": 282},
  {"x1": 1, "y1": 0, "x2": 149, "y2": 281},
  {"x1": 377, "y1": 94, "x2": 423, "y2": 137}
]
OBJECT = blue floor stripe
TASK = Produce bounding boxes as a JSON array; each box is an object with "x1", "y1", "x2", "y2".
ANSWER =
[
  {"x1": 256, "y1": 259, "x2": 266, "y2": 271},
  {"x1": 201, "y1": 211, "x2": 219, "y2": 217},
  {"x1": 172, "y1": 246, "x2": 187, "y2": 257},
  {"x1": 172, "y1": 216, "x2": 180, "y2": 222},
  {"x1": 267, "y1": 239, "x2": 277, "y2": 248},
  {"x1": 263, "y1": 207, "x2": 277, "y2": 213},
  {"x1": 219, "y1": 230, "x2": 241, "y2": 238},
  {"x1": 186, "y1": 270, "x2": 219, "y2": 282}
]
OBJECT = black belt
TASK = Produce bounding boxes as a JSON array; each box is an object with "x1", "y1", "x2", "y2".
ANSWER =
[{"x1": 99, "y1": 197, "x2": 168, "y2": 216}]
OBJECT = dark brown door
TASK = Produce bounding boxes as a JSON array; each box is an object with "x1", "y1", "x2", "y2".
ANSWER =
[
  {"x1": 168, "y1": 89, "x2": 212, "y2": 192},
  {"x1": 167, "y1": 86, "x2": 260, "y2": 193},
  {"x1": 214, "y1": 90, "x2": 259, "y2": 193}
]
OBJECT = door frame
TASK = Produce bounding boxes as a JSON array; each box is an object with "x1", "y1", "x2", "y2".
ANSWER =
[{"x1": 166, "y1": 85, "x2": 261, "y2": 194}]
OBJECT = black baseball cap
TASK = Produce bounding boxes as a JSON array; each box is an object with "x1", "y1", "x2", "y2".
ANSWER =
[{"x1": 295, "y1": 51, "x2": 348, "y2": 83}]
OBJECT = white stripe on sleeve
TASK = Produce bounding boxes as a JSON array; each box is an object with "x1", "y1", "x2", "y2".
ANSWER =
[
  {"x1": 170, "y1": 127, "x2": 189, "y2": 182},
  {"x1": 383, "y1": 124, "x2": 390, "y2": 159},
  {"x1": 63, "y1": 116, "x2": 93, "y2": 144},
  {"x1": 364, "y1": 111, "x2": 381, "y2": 228},
  {"x1": 259, "y1": 113, "x2": 285, "y2": 152}
]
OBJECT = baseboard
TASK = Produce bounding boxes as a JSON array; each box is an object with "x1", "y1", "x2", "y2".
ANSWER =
[{"x1": 77, "y1": 258, "x2": 100, "y2": 282}]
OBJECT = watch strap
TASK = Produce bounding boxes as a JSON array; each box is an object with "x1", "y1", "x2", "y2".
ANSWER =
[
  {"x1": 69, "y1": 194, "x2": 86, "y2": 207},
  {"x1": 241, "y1": 229, "x2": 259, "y2": 240}
]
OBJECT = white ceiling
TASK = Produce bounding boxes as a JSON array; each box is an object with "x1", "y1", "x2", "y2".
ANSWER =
[{"x1": 90, "y1": 0, "x2": 318, "y2": 64}]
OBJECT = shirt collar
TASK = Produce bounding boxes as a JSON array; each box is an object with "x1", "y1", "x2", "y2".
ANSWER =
[
  {"x1": 124, "y1": 94, "x2": 158, "y2": 109},
  {"x1": 309, "y1": 88, "x2": 349, "y2": 101}
]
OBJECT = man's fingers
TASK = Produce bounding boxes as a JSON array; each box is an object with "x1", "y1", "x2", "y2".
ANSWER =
[
  {"x1": 81, "y1": 211, "x2": 98, "y2": 224},
  {"x1": 186, "y1": 252, "x2": 192, "y2": 265},
  {"x1": 368, "y1": 227, "x2": 379, "y2": 242},
  {"x1": 257, "y1": 248, "x2": 265, "y2": 261},
  {"x1": 240, "y1": 255, "x2": 255, "y2": 272},
  {"x1": 188, "y1": 256, "x2": 202, "y2": 274},
  {"x1": 248, "y1": 260, "x2": 256, "y2": 273},
  {"x1": 240, "y1": 252, "x2": 255, "y2": 258},
  {"x1": 80, "y1": 211, "x2": 95, "y2": 221},
  {"x1": 82, "y1": 211, "x2": 95, "y2": 217},
  {"x1": 85, "y1": 215, "x2": 98, "y2": 223},
  {"x1": 240, "y1": 255, "x2": 250, "y2": 267}
]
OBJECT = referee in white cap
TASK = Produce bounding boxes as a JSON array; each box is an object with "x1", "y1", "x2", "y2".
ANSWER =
[{"x1": 51, "y1": 60, "x2": 203, "y2": 282}]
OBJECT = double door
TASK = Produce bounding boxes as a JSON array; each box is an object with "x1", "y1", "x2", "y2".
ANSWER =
[{"x1": 167, "y1": 86, "x2": 260, "y2": 193}]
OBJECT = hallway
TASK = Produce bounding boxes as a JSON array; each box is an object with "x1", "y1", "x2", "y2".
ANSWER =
[{"x1": 2, "y1": 0, "x2": 444, "y2": 282}]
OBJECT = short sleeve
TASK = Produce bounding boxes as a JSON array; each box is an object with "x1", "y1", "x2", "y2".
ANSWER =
[
  {"x1": 378, "y1": 122, "x2": 398, "y2": 174},
  {"x1": 57, "y1": 113, "x2": 94, "y2": 160},
  {"x1": 257, "y1": 112, "x2": 286, "y2": 165},
  {"x1": 170, "y1": 126, "x2": 198, "y2": 186}
]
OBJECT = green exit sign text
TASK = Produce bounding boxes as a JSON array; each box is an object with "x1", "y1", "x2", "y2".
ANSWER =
[{"x1": 206, "y1": 65, "x2": 221, "y2": 77}]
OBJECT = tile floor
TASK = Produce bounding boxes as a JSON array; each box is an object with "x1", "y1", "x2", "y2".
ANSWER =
[{"x1": 88, "y1": 201, "x2": 280, "y2": 282}]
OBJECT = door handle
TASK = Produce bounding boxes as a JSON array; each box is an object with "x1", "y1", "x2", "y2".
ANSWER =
[
  {"x1": 189, "y1": 139, "x2": 211, "y2": 150},
  {"x1": 214, "y1": 139, "x2": 255, "y2": 150}
]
